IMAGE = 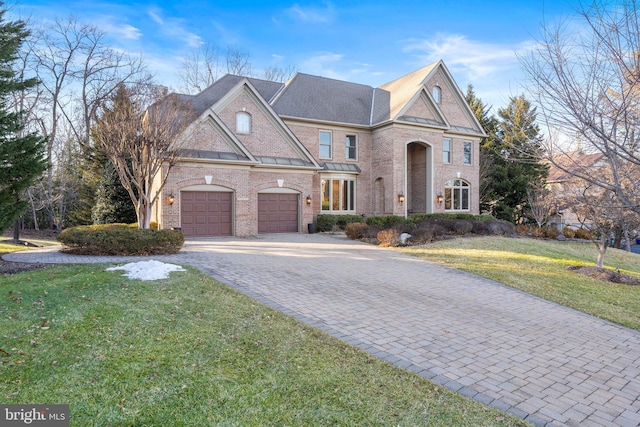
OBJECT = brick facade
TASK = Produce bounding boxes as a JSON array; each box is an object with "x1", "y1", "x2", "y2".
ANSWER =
[{"x1": 154, "y1": 61, "x2": 484, "y2": 236}]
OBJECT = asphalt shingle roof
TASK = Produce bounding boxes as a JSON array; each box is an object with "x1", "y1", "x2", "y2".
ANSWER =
[
  {"x1": 188, "y1": 75, "x2": 284, "y2": 115},
  {"x1": 272, "y1": 73, "x2": 377, "y2": 126}
]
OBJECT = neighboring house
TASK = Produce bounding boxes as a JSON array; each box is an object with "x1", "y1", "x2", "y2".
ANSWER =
[
  {"x1": 547, "y1": 151, "x2": 605, "y2": 230},
  {"x1": 152, "y1": 60, "x2": 485, "y2": 237}
]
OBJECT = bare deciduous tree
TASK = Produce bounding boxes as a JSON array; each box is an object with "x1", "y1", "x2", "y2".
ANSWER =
[
  {"x1": 262, "y1": 64, "x2": 297, "y2": 82},
  {"x1": 23, "y1": 16, "x2": 148, "y2": 230},
  {"x1": 178, "y1": 44, "x2": 221, "y2": 94},
  {"x1": 522, "y1": 0, "x2": 640, "y2": 265},
  {"x1": 225, "y1": 46, "x2": 252, "y2": 76},
  {"x1": 91, "y1": 84, "x2": 196, "y2": 229},
  {"x1": 526, "y1": 185, "x2": 552, "y2": 227}
]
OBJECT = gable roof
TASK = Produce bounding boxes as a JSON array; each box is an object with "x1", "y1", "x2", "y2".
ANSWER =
[
  {"x1": 547, "y1": 151, "x2": 606, "y2": 182},
  {"x1": 379, "y1": 61, "x2": 485, "y2": 137},
  {"x1": 174, "y1": 60, "x2": 485, "y2": 136},
  {"x1": 188, "y1": 75, "x2": 284, "y2": 116},
  {"x1": 379, "y1": 63, "x2": 439, "y2": 120},
  {"x1": 176, "y1": 77, "x2": 320, "y2": 169}
]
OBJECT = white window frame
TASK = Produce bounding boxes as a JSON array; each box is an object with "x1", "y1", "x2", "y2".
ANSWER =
[
  {"x1": 444, "y1": 179, "x2": 470, "y2": 211},
  {"x1": 346, "y1": 134, "x2": 357, "y2": 160},
  {"x1": 319, "y1": 130, "x2": 332, "y2": 159},
  {"x1": 463, "y1": 141, "x2": 472, "y2": 165},
  {"x1": 442, "y1": 138, "x2": 451, "y2": 164},
  {"x1": 433, "y1": 86, "x2": 441, "y2": 103},
  {"x1": 236, "y1": 112, "x2": 251, "y2": 134},
  {"x1": 321, "y1": 176, "x2": 356, "y2": 212}
]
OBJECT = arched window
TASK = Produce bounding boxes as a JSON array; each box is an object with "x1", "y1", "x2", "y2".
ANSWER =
[
  {"x1": 432, "y1": 86, "x2": 441, "y2": 103},
  {"x1": 236, "y1": 112, "x2": 251, "y2": 134},
  {"x1": 444, "y1": 179, "x2": 470, "y2": 211}
]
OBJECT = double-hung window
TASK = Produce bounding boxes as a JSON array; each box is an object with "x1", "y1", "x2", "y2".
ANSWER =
[
  {"x1": 346, "y1": 135, "x2": 357, "y2": 160},
  {"x1": 463, "y1": 142, "x2": 472, "y2": 165},
  {"x1": 442, "y1": 138, "x2": 451, "y2": 163},
  {"x1": 321, "y1": 178, "x2": 356, "y2": 212},
  {"x1": 319, "y1": 131, "x2": 332, "y2": 158}
]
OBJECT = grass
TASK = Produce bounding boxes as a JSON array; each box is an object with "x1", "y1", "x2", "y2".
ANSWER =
[
  {"x1": 399, "y1": 236, "x2": 640, "y2": 331},
  {"x1": 0, "y1": 262, "x2": 525, "y2": 426}
]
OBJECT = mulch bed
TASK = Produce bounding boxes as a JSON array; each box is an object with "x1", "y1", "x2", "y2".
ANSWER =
[
  {"x1": 567, "y1": 266, "x2": 640, "y2": 286},
  {"x1": 0, "y1": 253, "x2": 47, "y2": 275}
]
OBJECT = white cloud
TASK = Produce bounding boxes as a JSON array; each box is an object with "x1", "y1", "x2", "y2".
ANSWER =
[
  {"x1": 285, "y1": 2, "x2": 335, "y2": 24},
  {"x1": 102, "y1": 22, "x2": 142, "y2": 41},
  {"x1": 146, "y1": 7, "x2": 203, "y2": 48},
  {"x1": 403, "y1": 33, "x2": 526, "y2": 81},
  {"x1": 299, "y1": 52, "x2": 345, "y2": 78},
  {"x1": 401, "y1": 33, "x2": 537, "y2": 108}
]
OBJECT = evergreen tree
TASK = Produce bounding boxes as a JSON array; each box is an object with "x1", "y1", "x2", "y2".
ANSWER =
[
  {"x1": 492, "y1": 95, "x2": 549, "y2": 223},
  {"x1": 0, "y1": 4, "x2": 47, "y2": 236},
  {"x1": 92, "y1": 160, "x2": 137, "y2": 224},
  {"x1": 465, "y1": 85, "x2": 499, "y2": 214}
]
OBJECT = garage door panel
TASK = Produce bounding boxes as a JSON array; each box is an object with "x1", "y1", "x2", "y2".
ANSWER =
[
  {"x1": 258, "y1": 193, "x2": 298, "y2": 233},
  {"x1": 181, "y1": 191, "x2": 233, "y2": 237}
]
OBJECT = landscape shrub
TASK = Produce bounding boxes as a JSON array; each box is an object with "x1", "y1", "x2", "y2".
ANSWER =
[
  {"x1": 452, "y1": 219, "x2": 473, "y2": 235},
  {"x1": 543, "y1": 226, "x2": 561, "y2": 239},
  {"x1": 408, "y1": 225, "x2": 438, "y2": 244},
  {"x1": 377, "y1": 229, "x2": 400, "y2": 247},
  {"x1": 57, "y1": 224, "x2": 184, "y2": 255},
  {"x1": 470, "y1": 220, "x2": 489, "y2": 235},
  {"x1": 366, "y1": 215, "x2": 408, "y2": 229},
  {"x1": 529, "y1": 226, "x2": 545, "y2": 238},
  {"x1": 486, "y1": 220, "x2": 515, "y2": 236},
  {"x1": 345, "y1": 222, "x2": 369, "y2": 240},
  {"x1": 316, "y1": 214, "x2": 363, "y2": 232},
  {"x1": 514, "y1": 224, "x2": 530, "y2": 236},
  {"x1": 574, "y1": 228, "x2": 593, "y2": 240},
  {"x1": 562, "y1": 227, "x2": 576, "y2": 238}
]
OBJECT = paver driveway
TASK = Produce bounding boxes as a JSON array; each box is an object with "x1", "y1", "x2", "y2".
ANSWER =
[{"x1": 5, "y1": 233, "x2": 640, "y2": 426}]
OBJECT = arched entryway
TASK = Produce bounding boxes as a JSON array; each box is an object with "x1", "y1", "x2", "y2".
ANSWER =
[{"x1": 406, "y1": 142, "x2": 433, "y2": 214}]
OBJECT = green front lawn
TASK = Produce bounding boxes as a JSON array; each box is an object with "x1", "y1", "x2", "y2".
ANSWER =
[
  {"x1": 399, "y1": 236, "x2": 640, "y2": 331},
  {"x1": 1, "y1": 263, "x2": 525, "y2": 426}
]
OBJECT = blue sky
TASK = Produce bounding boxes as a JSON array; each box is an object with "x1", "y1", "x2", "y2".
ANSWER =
[{"x1": 9, "y1": 0, "x2": 578, "y2": 112}]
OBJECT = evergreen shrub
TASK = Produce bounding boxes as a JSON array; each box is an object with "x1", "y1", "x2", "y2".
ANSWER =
[
  {"x1": 57, "y1": 224, "x2": 184, "y2": 255},
  {"x1": 316, "y1": 214, "x2": 363, "y2": 232}
]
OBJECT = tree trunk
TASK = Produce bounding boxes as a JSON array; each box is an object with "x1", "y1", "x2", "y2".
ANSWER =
[
  {"x1": 28, "y1": 189, "x2": 39, "y2": 230},
  {"x1": 596, "y1": 235, "x2": 608, "y2": 269},
  {"x1": 12, "y1": 218, "x2": 20, "y2": 242}
]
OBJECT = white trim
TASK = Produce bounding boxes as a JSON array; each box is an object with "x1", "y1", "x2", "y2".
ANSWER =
[
  {"x1": 180, "y1": 184, "x2": 233, "y2": 192},
  {"x1": 258, "y1": 187, "x2": 300, "y2": 194},
  {"x1": 319, "y1": 129, "x2": 333, "y2": 159}
]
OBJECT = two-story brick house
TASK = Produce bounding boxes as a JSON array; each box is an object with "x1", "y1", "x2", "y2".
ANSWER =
[{"x1": 153, "y1": 60, "x2": 485, "y2": 237}]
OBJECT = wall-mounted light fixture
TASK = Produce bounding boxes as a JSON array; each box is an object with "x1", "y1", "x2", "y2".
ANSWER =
[
  {"x1": 398, "y1": 192, "x2": 405, "y2": 203},
  {"x1": 306, "y1": 195, "x2": 312, "y2": 206},
  {"x1": 436, "y1": 193, "x2": 444, "y2": 205},
  {"x1": 168, "y1": 193, "x2": 175, "y2": 205}
]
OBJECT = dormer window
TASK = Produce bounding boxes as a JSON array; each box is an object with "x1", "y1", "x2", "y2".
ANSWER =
[
  {"x1": 432, "y1": 86, "x2": 441, "y2": 103},
  {"x1": 236, "y1": 111, "x2": 251, "y2": 134}
]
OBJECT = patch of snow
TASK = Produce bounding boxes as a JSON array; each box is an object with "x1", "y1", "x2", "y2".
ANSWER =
[{"x1": 106, "y1": 260, "x2": 186, "y2": 281}]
